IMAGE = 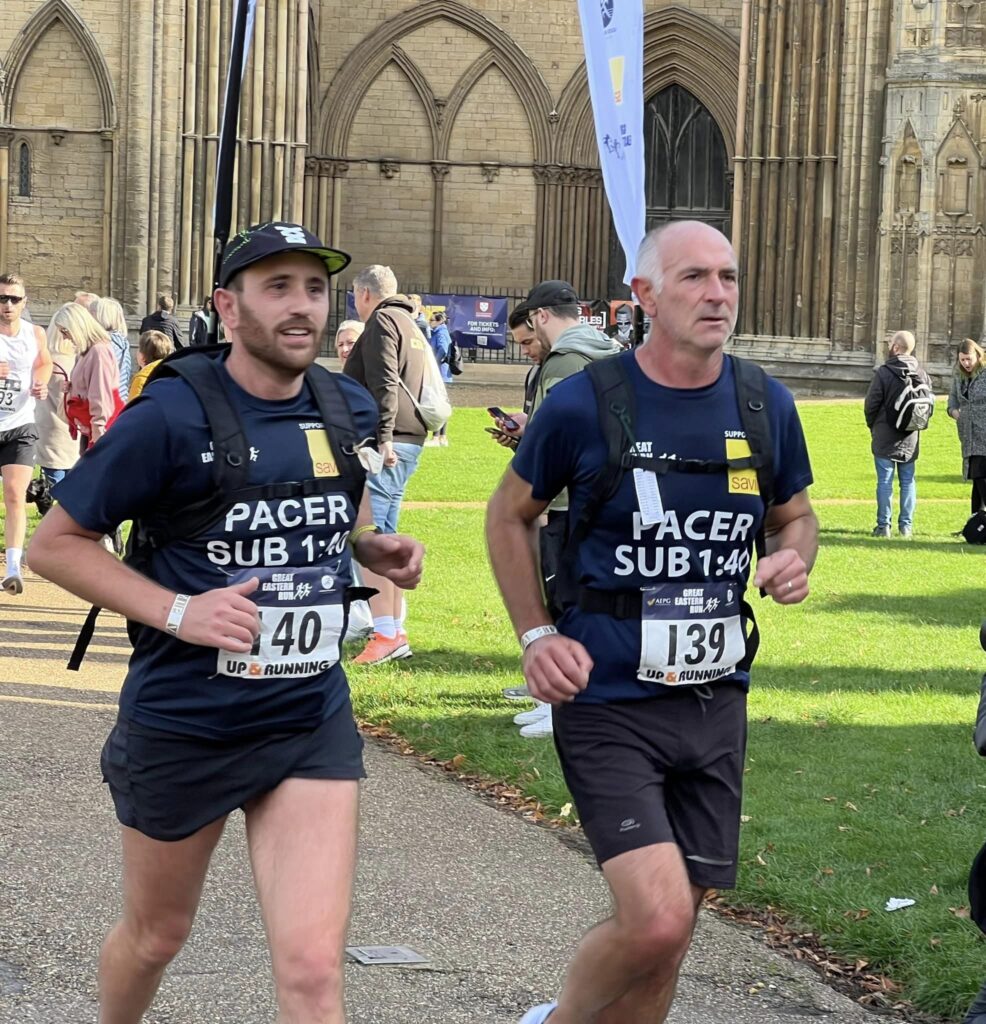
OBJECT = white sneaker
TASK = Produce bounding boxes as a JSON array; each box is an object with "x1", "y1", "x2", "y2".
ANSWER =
[
  {"x1": 520, "y1": 714, "x2": 554, "y2": 739},
  {"x1": 520, "y1": 1003, "x2": 557, "y2": 1023},
  {"x1": 513, "y1": 703, "x2": 550, "y2": 726},
  {"x1": 1, "y1": 574, "x2": 24, "y2": 596},
  {"x1": 423, "y1": 437, "x2": 441, "y2": 447}
]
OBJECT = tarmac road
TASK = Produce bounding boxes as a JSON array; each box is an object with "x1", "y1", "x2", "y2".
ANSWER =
[{"x1": 0, "y1": 575, "x2": 881, "y2": 1024}]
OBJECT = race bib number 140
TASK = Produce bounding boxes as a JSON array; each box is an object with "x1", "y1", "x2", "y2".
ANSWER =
[
  {"x1": 638, "y1": 581, "x2": 747, "y2": 686},
  {"x1": 217, "y1": 566, "x2": 344, "y2": 680}
]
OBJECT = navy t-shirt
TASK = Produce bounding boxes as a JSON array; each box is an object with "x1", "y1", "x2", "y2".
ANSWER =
[
  {"x1": 53, "y1": 363, "x2": 378, "y2": 738},
  {"x1": 511, "y1": 352, "x2": 813, "y2": 702}
]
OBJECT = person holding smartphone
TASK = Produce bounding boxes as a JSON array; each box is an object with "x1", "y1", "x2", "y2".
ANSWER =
[{"x1": 494, "y1": 281, "x2": 621, "y2": 739}]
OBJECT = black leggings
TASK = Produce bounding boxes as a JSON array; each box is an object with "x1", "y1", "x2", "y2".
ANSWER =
[{"x1": 973, "y1": 477, "x2": 986, "y2": 515}]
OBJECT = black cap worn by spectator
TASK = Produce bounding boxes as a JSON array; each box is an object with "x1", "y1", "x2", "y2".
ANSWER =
[
  {"x1": 219, "y1": 222, "x2": 351, "y2": 288},
  {"x1": 515, "y1": 279, "x2": 579, "y2": 318}
]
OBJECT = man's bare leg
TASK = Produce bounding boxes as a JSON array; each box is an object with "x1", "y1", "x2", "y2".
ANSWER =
[
  {"x1": 362, "y1": 565, "x2": 395, "y2": 626},
  {"x1": 246, "y1": 777, "x2": 360, "y2": 1024},
  {"x1": 99, "y1": 817, "x2": 227, "y2": 1024},
  {"x1": 549, "y1": 843, "x2": 700, "y2": 1024},
  {"x1": 2, "y1": 462, "x2": 32, "y2": 552}
]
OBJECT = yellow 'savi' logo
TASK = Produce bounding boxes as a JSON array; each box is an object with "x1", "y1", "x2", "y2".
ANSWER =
[
  {"x1": 305, "y1": 430, "x2": 339, "y2": 477},
  {"x1": 725, "y1": 437, "x2": 760, "y2": 495}
]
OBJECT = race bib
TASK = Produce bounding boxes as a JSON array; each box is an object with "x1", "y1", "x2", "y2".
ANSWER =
[
  {"x1": 638, "y1": 582, "x2": 747, "y2": 686},
  {"x1": 0, "y1": 376, "x2": 22, "y2": 410},
  {"x1": 217, "y1": 566, "x2": 344, "y2": 680}
]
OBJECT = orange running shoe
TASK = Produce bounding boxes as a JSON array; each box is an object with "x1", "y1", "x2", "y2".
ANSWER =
[{"x1": 352, "y1": 632, "x2": 411, "y2": 665}]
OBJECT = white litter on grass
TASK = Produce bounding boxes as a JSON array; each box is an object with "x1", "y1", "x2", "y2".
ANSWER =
[{"x1": 885, "y1": 898, "x2": 916, "y2": 912}]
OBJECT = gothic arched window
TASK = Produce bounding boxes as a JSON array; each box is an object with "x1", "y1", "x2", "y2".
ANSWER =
[{"x1": 17, "y1": 143, "x2": 31, "y2": 198}]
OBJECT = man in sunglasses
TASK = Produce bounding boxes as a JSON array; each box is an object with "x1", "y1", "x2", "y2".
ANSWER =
[{"x1": 0, "y1": 272, "x2": 51, "y2": 595}]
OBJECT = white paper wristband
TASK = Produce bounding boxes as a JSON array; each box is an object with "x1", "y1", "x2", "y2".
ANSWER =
[
  {"x1": 166, "y1": 594, "x2": 191, "y2": 637},
  {"x1": 520, "y1": 625, "x2": 558, "y2": 651}
]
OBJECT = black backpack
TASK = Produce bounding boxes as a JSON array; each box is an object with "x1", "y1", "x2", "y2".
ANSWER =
[
  {"x1": 552, "y1": 355, "x2": 776, "y2": 652},
  {"x1": 68, "y1": 345, "x2": 369, "y2": 669},
  {"x1": 446, "y1": 334, "x2": 464, "y2": 376},
  {"x1": 886, "y1": 368, "x2": 935, "y2": 432},
  {"x1": 963, "y1": 511, "x2": 986, "y2": 545}
]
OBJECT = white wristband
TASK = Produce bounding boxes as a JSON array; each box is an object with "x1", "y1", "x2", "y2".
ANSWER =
[
  {"x1": 166, "y1": 594, "x2": 191, "y2": 637},
  {"x1": 520, "y1": 625, "x2": 558, "y2": 651}
]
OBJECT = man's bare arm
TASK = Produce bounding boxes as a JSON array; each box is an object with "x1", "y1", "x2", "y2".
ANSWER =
[
  {"x1": 754, "y1": 489, "x2": 818, "y2": 604},
  {"x1": 486, "y1": 467, "x2": 552, "y2": 639},
  {"x1": 31, "y1": 324, "x2": 53, "y2": 393},
  {"x1": 486, "y1": 468, "x2": 593, "y2": 702},
  {"x1": 29, "y1": 507, "x2": 260, "y2": 651}
]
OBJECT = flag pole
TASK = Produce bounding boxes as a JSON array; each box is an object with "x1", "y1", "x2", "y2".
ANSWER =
[{"x1": 209, "y1": 0, "x2": 254, "y2": 344}]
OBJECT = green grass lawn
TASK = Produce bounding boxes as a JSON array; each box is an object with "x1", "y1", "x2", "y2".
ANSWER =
[
  {"x1": 9, "y1": 397, "x2": 985, "y2": 1019},
  {"x1": 349, "y1": 399, "x2": 986, "y2": 1021}
]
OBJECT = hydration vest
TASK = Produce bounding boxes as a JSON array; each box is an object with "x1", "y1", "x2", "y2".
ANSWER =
[
  {"x1": 69, "y1": 345, "x2": 372, "y2": 669},
  {"x1": 552, "y1": 355, "x2": 777, "y2": 668}
]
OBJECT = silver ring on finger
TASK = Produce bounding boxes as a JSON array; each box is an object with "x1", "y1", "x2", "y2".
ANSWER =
[{"x1": 786, "y1": 580, "x2": 794, "y2": 592}]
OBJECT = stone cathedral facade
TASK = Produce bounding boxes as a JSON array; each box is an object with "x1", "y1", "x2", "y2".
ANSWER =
[{"x1": 2, "y1": 0, "x2": 986, "y2": 385}]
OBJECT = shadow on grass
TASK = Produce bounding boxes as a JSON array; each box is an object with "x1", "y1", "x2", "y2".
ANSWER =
[
  {"x1": 817, "y1": 527, "x2": 973, "y2": 554},
  {"x1": 757, "y1": 661, "x2": 983, "y2": 695},
  {"x1": 348, "y1": 648, "x2": 520, "y2": 677},
  {"x1": 809, "y1": 588, "x2": 986, "y2": 630}
]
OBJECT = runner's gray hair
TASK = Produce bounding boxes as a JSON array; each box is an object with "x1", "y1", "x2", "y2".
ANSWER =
[
  {"x1": 635, "y1": 226, "x2": 673, "y2": 295},
  {"x1": 352, "y1": 265, "x2": 398, "y2": 299}
]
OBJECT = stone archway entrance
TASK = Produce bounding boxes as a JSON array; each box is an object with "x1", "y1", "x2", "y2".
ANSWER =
[{"x1": 608, "y1": 84, "x2": 732, "y2": 294}]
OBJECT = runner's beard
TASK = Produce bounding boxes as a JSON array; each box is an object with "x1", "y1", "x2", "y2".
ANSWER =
[{"x1": 235, "y1": 300, "x2": 322, "y2": 378}]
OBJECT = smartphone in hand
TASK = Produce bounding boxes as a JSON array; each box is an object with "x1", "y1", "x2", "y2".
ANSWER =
[
  {"x1": 485, "y1": 426, "x2": 519, "y2": 449},
  {"x1": 487, "y1": 406, "x2": 520, "y2": 431}
]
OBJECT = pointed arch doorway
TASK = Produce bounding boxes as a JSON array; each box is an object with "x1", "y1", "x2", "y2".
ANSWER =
[{"x1": 607, "y1": 84, "x2": 732, "y2": 295}]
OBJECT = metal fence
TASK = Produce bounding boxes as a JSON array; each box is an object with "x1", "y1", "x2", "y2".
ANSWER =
[{"x1": 326, "y1": 282, "x2": 530, "y2": 363}]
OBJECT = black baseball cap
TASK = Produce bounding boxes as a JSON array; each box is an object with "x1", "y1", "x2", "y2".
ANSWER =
[
  {"x1": 515, "y1": 279, "x2": 579, "y2": 317},
  {"x1": 219, "y1": 222, "x2": 351, "y2": 288}
]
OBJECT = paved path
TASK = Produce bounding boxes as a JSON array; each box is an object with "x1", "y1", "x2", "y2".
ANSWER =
[{"x1": 0, "y1": 576, "x2": 881, "y2": 1023}]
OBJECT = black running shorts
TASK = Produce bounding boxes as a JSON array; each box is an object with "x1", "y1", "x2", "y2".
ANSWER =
[
  {"x1": 100, "y1": 698, "x2": 365, "y2": 842},
  {"x1": 0, "y1": 425, "x2": 38, "y2": 468},
  {"x1": 553, "y1": 684, "x2": 747, "y2": 888}
]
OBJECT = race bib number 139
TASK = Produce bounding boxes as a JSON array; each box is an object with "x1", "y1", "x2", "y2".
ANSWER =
[
  {"x1": 217, "y1": 566, "x2": 344, "y2": 680},
  {"x1": 638, "y1": 582, "x2": 747, "y2": 687}
]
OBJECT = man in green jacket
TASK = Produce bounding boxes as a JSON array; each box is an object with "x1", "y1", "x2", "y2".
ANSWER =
[{"x1": 494, "y1": 280, "x2": 621, "y2": 739}]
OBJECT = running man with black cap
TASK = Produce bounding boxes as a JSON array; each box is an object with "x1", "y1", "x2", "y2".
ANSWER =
[{"x1": 29, "y1": 221, "x2": 425, "y2": 1024}]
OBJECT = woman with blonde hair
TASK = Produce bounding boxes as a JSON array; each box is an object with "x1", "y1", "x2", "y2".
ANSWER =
[
  {"x1": 334, "y1": 319, "x2": 363, "y2": 364},
  {"x1": 36, "y1": 316, "x2": 79, "y2": 489},
  {"x1": 89, "y1": 296, "x2": 132, "y2": 401},
  {"x1": 50, "y1": 302, "x2": 123, "y2": 448},
  {"x1": 947, "y1": 338, "x2": 986, "y2": 513}
]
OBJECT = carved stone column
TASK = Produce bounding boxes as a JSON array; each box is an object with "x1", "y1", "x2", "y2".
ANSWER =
[
  {"x1": 0, "y1": 131, "x2": 11, "y2": 273},
  {"x1": 431, "y1": 162, "x2": 450, "y2": 287},
  {"x1": 101, "y1": 131, "x2": 115, "y2": 295},
  {"x1": 328, "y1": 159, "x2": 348, "y2": 251}
]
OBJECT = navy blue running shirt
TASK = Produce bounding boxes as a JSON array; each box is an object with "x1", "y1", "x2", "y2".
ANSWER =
[
  {"x1": 53, "y1": 363, "x2": 378, "y2": 738},
  {"x1": 511, "y1": 351, "x2": 813, "y2": 702}
]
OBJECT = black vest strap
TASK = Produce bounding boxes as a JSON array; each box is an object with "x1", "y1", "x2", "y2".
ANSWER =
[
  {"x1": 552, "y1": 354, "x2": 777, "y2": 616},
  {"x1": 167, "y1": 347, "x2": 252, "y2": 493},
  {"x1": 577, "y1": 587, "x2": 761, "y2": 672},
  {"x1": 552, "y1": 357, "x2": 637, "y2": 611},
  {"x1": 68, "y1": 351, "x2": 369, "y2": 671},
  {"x1": 67, "y1": 605, "x2": 102, "y2": 672}
]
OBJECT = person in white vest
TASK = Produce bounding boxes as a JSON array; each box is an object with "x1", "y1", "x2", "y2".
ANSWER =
[{"x1": 0, "y1": 272, "x2": 53, "y2": 594}]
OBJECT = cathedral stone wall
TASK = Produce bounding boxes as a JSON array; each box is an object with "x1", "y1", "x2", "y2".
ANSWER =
[{"x1": 2, "y1": 0, "x2": 985, "y2": 381}]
